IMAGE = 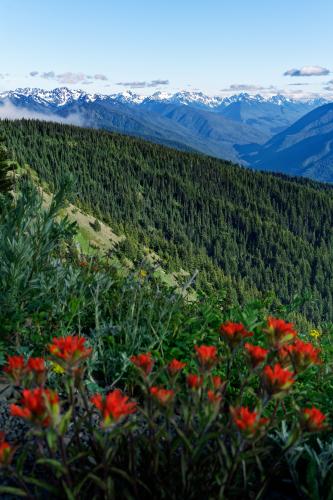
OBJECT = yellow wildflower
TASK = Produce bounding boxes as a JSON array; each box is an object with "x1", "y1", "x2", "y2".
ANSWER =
[
  {"x1": 309, "y1": 329, "x2": 321, "y2": 340},
  {"x1": 50, "y1": 361, "x2": 65, "y2": 374}
]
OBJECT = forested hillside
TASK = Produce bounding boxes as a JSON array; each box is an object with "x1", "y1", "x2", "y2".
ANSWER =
[{"x1": 2, "y1": 118, "x2": 333, "y2": 323}]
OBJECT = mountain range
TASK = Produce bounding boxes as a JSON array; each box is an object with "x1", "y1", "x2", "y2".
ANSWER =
[{"x1": 0, "y1": 87, "x2": 332, "y2": 180}]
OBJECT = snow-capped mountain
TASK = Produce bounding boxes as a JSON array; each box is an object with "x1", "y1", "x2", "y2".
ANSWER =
[
  {"x1": 0, "y1": 87, "x2": 329, "y2": 110},
  {"x1": 0, "y1": 87, "x2": 329, "y2": 165}
]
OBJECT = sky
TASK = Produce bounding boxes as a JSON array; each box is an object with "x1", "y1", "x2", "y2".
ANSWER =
[{"x1": 0, "y1": 0, "x2": 333, "y2": 99}]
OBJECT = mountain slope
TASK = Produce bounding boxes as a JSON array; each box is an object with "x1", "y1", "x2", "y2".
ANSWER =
[
  {"x1": 2, "y1": 118, "x2": 333, "y2": 323},
  {"x1": 218, "y1": 95, "x2": 325, "y2": 136},
  {"x1": 241, "y1": 103, "x2": 333, "y2": 182}
]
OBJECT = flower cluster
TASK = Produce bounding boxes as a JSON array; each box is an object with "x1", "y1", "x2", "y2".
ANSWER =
[
  {"x1": 231, "y1": 407, "x2": 269, "y2": 437},
  {"x1": 279, "y1": 339, "x2": 321, "y2": 372},
  {"x1": 3, "y1": 355, "x2": 46, "y2": 386},
  {"x1": 244, "y1": 343, "x2": 268, "y2": 367},
  {"x1": 150, "y1": 386, "x2": 175, "y2": 405},
  {"x1": 130, "y1": 352, "x2": 154, "y2": 376},
  {"x1": 168, "y1": 359, "x2": 186, "y2": 376},
  {"x1": 187, "y1": 374, "x2": 203, "y2": 389},
  {"x1": 301, "y1": 407, "x2": 327, "y2": 432},
  {"x1": 91, "y1": 389, "x2": 136, "y2": 426},
  {"x1": 265, "y1": 317, "x2": 297, "y2": 346},
  {"x1": 0, "y1": 433, "x2": 13, "y2": 467},
  {"x1": 219, "y1": 321, "x2": 253, "y2": 347},
  {"x1": 194, "y1": 345, "x2": 217, "y2": 369},
  {"x1": 2, "y1": 319, "x2": 328, "y2": 499},
  {"x1": 10, "y1": 388, "x2": 60, "y2": 427},
  {"x1": 263, "y1": 363, "x2": 295, "y2": 396},
  {"x1": 49, "y1": 336, "x2": 92, "y2": 367}
]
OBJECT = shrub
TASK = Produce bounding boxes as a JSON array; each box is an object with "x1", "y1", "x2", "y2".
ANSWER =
[{"x1": 91, "y1": 218, "x2": 101, "y2": 232}]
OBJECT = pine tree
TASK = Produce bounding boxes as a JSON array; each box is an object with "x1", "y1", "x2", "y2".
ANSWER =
[{"x1": 0, "y1": 138, "x2": 14, "y2": 193}]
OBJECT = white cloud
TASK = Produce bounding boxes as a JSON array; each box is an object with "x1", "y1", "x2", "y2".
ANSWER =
[
  {"x1": 284, "y1": 66, "x2": 330, "y2": 77},
  {"x1": 221, "y1": 84, "x2": 265, "y2": 92},
  {"x1": 116, "y1": 79, "x2": 169, "y2": 88},
  {"x1": 0, "y1": 101, "x2": 84, "y2": 126},
  {"x1": 31, "y1": 70, "x2": 108, "y2": 84},
  {"x1": 56, "y1": 72, "x2": 86, "y2": 84},
  {"x1": 94, "y1": 74, "x2": 108, "y2": 81}
]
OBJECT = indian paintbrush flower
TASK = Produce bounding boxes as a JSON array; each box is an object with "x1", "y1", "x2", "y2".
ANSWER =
[
  {"x1": 244, "y1": 343, "x2": 269, "y2": 368},
  {"x1": 212, "y1": 375, "x2": 223, "y2": 389},
  {"x1": 187, "y1": 374, "x2": 204, "y2": 389},
  {"x1": 91, "y1": 389, "x2": 136, "y2": 426},
  {"x1": 265, "y1": 317, "x2": 297, "y2": 347},
  {"x1": 150, "y1": 386, "x2": 175, "y2": 405},
  {"x1": 130, "y1": 352, "x2": 154, "y2": 376},
  {"x1": 231, "y1": 406, "x2": 269, "y2": 436},
  {"x1": 301, "y1": 407, "x2": 327, "y2": 432},
  {"x1": 0, "y1": 433, "x2": 14, "y2": 467},
  {"x1": 49, "y1": 336, "x2": 92, "y2": 363},
  {"x1": 219, "y1": 322, "x2": 253, "y2": 347},
  {"x1": 194, "y1": 345, "x2": 217, "y2": 369},
  {"x1": 3, "y1": 355, "x2": 25, "y2": 384},
  {"x1": 263, "y1": 363, "x2": 295, "y2": 395},
  {"x1": 10, "y1": 388, "x2": 60, "y2": 427},
  {"x1": 207, "y1": 390, "x2": 222, "y2": 405},
  {"x1": 168, "y1": 358, "x2": 187, "y2": 376}
]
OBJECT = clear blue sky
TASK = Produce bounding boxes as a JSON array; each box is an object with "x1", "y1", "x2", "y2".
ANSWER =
[{"x1": 1, "y1": 0, "x2": 332, "y2": 98}]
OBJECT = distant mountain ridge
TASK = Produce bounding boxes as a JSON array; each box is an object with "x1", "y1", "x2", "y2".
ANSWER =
[
  {"x1": 241, "y1": 102, "x2": 333, "y2": 182},
  {"x1": 0, "y1": 87, "x2": 330, "y2": 170},
  {"x1": 0, "y1": 86, "x2": 328, "y2": 110}
]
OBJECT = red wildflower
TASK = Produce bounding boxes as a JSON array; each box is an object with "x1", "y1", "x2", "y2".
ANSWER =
[
  {"x1": 263, "y1": 363, "x2": 295, "y2": 395},
  {"x1": 26, "y1": 357, "x2": 47, "y2": 385},
  {"x1": 207, "y1": 390, "x2": 222, "y2": 405},
  {"x1": 194, "y1": 345, "x2": 217, "y2": 369},
  {"x1": 291, "y1": 340, "x2": 321, "y2": 370},
  {"x1": 277, "y1": 344, "x2": 294, "y2": 366},
  {"x1": 91, "y1": 389, "x2": 136, "y2": 426},
  {"x1": 212, "y1": 375, "x2": 223, "y2": 389},
  {"x1": 150, "y1": 386, "x2": 175, "y2": 405},
  {"x1": 27, "y1": 357, "x2": 46, "y2": 373},
  {"x1": 187, "y1": 374, "x2": 204, "y2": 389},
  {"x1": 3, "y1": 355, "x2": 25, "y2": 383},
  {"x1": 245, "y1": 343, "x2": 269, "y2": 367},
  {"x1": 168, "y1": 359, "x2": 186, "y2": 376},
  {"x1": 265, "y1": 317, "x2": 297, "y2": 346},
  {"x1": 302, "y1": 407, "x2": 327, "y2": 432},
  {"x1": 49, "y1": 336, "x2": 92, "y2": 367},
  {"x1": 130, "y1": 352, "x2": 154, "y2": 376},
  {"x1": 10, "y1": 388, "x2": 59, "y2": 427},
  {"x1": 219, "y1": 322, "x2": 253, "y2": 347},
  {"x1": 0, "y1": 433, "x2": 13, "y2": 467},
  {"x1": 231, "y1": 406, "x2": 269, "y2": 436}
]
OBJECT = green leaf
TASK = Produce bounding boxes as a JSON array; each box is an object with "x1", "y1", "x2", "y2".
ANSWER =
[
  {"x1": 36, "y1": 458, "x2": 66, "y2": 474},
  {"x1": 62, "y1": 480, "x2": 76, "y2": 500},
  {"x1": 0, "y1": 486, "x2": 27, "y2": 497},
  {"x1": 22, "y1": 476, "x2": 59, "y2": 495}
]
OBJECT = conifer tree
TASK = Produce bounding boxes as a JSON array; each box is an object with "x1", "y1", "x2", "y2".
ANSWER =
[{"x1": 0, "y1": 137, "x2": 14, "y2": 193}]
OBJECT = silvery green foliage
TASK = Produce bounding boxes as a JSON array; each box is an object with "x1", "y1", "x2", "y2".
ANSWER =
[
  {"x1": 0, "y1": 177, "x2": 77, "y2": 343},
  {"x1": 273, "y1": 422, "x2": 333, "y2": 500}
]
